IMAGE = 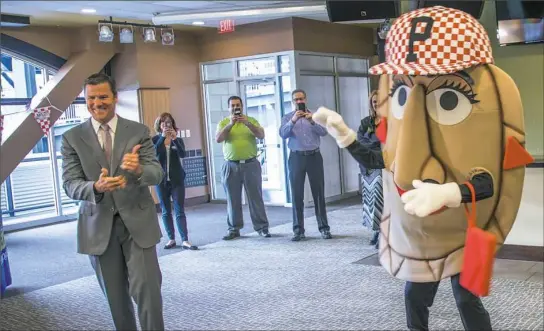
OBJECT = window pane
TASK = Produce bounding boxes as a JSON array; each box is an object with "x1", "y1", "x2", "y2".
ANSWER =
[
  {"x1": 238, "y1": 57, "x2": 276, "y2": 77},
  {"x1": 336, "y1": 57, "x2": 368, "y2": 74},
  {"x1": 203, "y1": 62, "x2": 234, "y2": 81},
  {"x1": 1, "y1": 53, "x2": 43, "y2": 98},
  {"x1": 51, "y1": 125, "x2": 80, "y2": 216},
  {"x1": 2, "y1": 137, "x2": 56, "y2": 223},
  {"x1": 0, "y1": 105, "x2": 28, "y2": 144},
  {"x1": 281, "y1": 75, "x2": 292, "y2": 114},
  {"x1": 297, "y1": 54, "x2": 334, "y2": 73},
  {"x1": 203, "y1": 81, "x2": 237, "y2": 200},
  {"x1": 279, "y1": 55, "x2": 290, "y2": 73},
  {"x1": 58, "y1": 103, "x2": 89, "y2": 123}
]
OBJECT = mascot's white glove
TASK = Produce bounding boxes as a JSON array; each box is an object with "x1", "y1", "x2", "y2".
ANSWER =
[
  {"x1": 401, "y1": 180, "x2": 462, "y2": 217},
  {"x1": 312, "y1": 107, "x2": 357, "y2": 148}
]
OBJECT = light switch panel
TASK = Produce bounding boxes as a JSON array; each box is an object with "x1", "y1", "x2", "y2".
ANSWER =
[
  {"x1": 186, "y1": 130, "x2": 191, "y2": 138},
  {"x1": 179, "y1": 130, "x2": 186, "y2": 138}
]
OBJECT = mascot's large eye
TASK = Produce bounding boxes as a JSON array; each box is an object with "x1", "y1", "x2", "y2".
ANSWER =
[
  {"x1": 389, "y1": 82, "x2": 411, "y2": 120},
  {"x1": 426, "y1": 82, "x2": 476, "y2": 126}
]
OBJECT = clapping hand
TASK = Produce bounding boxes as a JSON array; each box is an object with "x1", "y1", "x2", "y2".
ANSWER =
[
  {"x1": 94, "y1": 168, "x2": 126, "y2": 193},
  {"x1": 121, "y1": 145, "x2": 143, "y2": 176}
]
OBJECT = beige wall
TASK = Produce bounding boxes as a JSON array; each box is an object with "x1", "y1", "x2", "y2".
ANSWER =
[
  {"x1": 479, "y1": 1, "x2": 544, "y2": 160},
  {"x1": 132, "y1": 32, "x2": 206, "y2": 198},
  {"x1": 196, "y1": 17, "x2": 376, "y2": 63},
  {"x1": 2, "y1": 27, "x2": 74, "y2": 59},
  {"x1": 292, "y1": 18, "x2": 375, "y2": 56},
  {"x1": 197, "y1": 18, "x2": 295, "y2": 62}
]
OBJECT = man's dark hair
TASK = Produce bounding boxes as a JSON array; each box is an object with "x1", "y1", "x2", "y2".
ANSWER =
[
  {"x1": 291, "y1": 89, "x2": 306, "y2": 98},
  {"x1": 84, "y1": 73, "x2": 117, "y2": 97},
  {"x1": 227, "y1": 96, "x2": 243, "y2": 106}
]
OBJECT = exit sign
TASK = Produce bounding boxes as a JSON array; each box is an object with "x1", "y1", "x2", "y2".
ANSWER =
[{"x1": 219, "y1": 19, "x2": 235, "y2": 34}]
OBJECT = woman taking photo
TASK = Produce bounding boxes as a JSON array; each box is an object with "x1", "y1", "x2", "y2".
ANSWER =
[
  {"x1": 357, "y1": 92, "x2": 384, "y2": 249},
  {"x1": 153, "y1": 113, "x2": 198, "y2": 250}
]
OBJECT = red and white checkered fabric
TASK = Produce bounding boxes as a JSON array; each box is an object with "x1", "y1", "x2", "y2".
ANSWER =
[
  {"x1": 33, "y1": 106, "x2": 52, "y2": 136},
  {"x1": 369, "y1": 6, "x2": 493, "y2": 76}
]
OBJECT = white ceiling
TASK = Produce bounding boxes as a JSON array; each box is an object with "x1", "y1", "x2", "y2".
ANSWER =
[{"x1": 0, "y1": 1, "x2": 330, "y2": 29}]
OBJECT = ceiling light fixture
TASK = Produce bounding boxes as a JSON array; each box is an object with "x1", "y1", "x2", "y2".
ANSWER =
[
  {"x1": 119, "y1": 26, "x2": 134, "y2": 44},
  {"x1": 152, "y1": 4, "x2": 326, "y2": 25},
  {"x1": 81, "y1": 8, "x2": 96, "y2": 14},
  {"x1": 96, "y1": 17, "x2": 173, "y2": 44},
  {"x1": 161, "y1": 28, "x2": 175, "y2": 46},
  {"x1": 143, "y1": 27, "x2": 157, "y2": 43},
  {"x1": 192, "y1": 21, "x2": 205, "y2": 25},
  {"x1": 98, "y1": 23, "x2": 114, "y2": 42}
]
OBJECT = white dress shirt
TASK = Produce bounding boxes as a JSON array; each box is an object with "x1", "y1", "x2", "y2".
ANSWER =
[{"x1": 91, "y1": 115, "x2": 118, "y2": 150}]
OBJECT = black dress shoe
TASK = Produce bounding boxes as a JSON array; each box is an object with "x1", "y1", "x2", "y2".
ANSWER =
[
  {"x1": 321, "y1": 231, "x2": 332, "y2": 239},
  {"x1": 291, "y1": 233, "x2": 305, "y2": 241},
  {"x1": 222, "y1": 232, "x2": 240, "y2": 240},
  {"x1": 258, "y1": 230, "x2": 271, "y2": 238}
]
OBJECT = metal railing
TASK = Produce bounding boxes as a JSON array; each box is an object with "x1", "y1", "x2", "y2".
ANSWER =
[{"x1": 1, "y1": 154, "x2": 79, "y2": 217}]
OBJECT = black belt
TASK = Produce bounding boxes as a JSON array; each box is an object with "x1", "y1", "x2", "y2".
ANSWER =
[
  {"x1": 293, "y1": 148, "x2": 320, "y2": 156},
  {"x1": 229, "y1": 157, "x2": 257, "y2": 164}
]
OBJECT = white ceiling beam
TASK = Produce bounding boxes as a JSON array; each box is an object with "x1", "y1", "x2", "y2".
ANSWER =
[{"x1": 151, "y1": 4, "x2": 326, "y2": 25}]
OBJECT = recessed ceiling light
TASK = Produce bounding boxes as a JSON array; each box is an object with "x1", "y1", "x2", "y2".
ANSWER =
[
  {"x1": 192, "y1": 21, "x2": 205, "y2": 25},
  {"x1": 81, "y1": 8, "x2": 96, "y2": 14}
]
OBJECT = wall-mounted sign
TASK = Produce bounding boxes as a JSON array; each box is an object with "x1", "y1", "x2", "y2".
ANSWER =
[{"x1": 218, "y1": 19, "x2": 235, "y2": 34}]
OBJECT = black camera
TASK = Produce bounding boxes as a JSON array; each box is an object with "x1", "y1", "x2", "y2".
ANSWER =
[
  {"x1": 233, "y1": 108, "x2": 242, "y2": 116},
  {"x1": 297, "y1": 102, "x2": 307, "y2": 111}
]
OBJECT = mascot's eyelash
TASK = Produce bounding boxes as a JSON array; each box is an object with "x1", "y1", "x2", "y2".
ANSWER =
[
  {"x1": 388, "y1": 80, "x2": 479, "y2": 104},
  {"x1": 437, "y1": 80, "x2": 479, "y2": 104},
  {"x1": 388, "y1": 80, "x2": 406, "y2": 97}
]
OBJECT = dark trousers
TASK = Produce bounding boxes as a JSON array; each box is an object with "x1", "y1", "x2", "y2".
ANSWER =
[
  {"x1": 222, "y1": 159, "x2": 269, "y2": 232},
  {"x1": 156, "y1": 181, "x2": 188, "y2": 241},
  {"x1": 288, "y1": 150, "x2": 329, "y2": 235},
  {"x1": 405, "y1": 273, "x2": 492, "y2": 331}
]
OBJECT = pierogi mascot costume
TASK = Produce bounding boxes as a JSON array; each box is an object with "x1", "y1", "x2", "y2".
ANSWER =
[{"x1": 313, "y1": 6, "x2": 534, "y2": 331}]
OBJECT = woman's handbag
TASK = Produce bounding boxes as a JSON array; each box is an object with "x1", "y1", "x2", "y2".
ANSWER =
[{"x1": 459, "y1": 181, "x2": 497, "y2": 297}]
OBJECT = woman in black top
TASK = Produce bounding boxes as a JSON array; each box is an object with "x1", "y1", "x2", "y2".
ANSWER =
[
  {"x1": 357, "y1": 92, "x2": 383, "y2": 249},
  {"x1": 153, "y1": 113, "x2": 197, "y2": 250}
]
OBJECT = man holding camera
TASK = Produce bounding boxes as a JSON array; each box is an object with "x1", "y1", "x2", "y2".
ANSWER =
[
  {"x1": 215, "y1": 96, "x2": 271, "y2": 240},
  {"x1": 279, "y1": 89, "x2": 332, "y2": 241}
]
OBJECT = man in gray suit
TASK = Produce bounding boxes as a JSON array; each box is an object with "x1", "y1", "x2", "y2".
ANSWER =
[{"x1": 61, "y1": 73, "x2": 165, "y2": 330}]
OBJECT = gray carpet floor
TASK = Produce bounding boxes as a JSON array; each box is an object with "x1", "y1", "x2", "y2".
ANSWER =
[
  {"x1": 2, "y1": 197, "x2": 358, "y2": 297},
  {"x1": 1, "y1": 204, "x2": 542, "y2": 330}
]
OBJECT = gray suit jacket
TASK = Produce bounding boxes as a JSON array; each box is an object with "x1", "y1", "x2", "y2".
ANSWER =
[{"x1": 61, "y1": 116, "x2": 164, "y2": 256}]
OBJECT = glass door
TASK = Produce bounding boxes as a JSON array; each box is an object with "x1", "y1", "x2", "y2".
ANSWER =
[{"x1": 239, "y1": 79, "x2": 287, "y2": 205}]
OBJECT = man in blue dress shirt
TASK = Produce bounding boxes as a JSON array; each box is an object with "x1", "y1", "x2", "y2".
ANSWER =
[{"x1": 279, "y1": 89, "x2": 332, "y2": 241}]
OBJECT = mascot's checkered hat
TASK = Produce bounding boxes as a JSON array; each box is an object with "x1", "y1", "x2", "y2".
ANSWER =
[{"x1": 369, "y1": 6, "x2": 494, "y2": 76}]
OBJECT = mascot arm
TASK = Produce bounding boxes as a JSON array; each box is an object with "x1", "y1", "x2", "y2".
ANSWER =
[
  {"x1": 346, "y1": 140, "x2": 385, "y2": 170},
  {"x1": 459, "y1": 172, "x2": 494, "y2": 202},
  {"x1": 402, "y1": 172, "x2": 494, "y2": 217},
  {"x1": 313, "y1": 107, "x2": 385, "y2": 170}
]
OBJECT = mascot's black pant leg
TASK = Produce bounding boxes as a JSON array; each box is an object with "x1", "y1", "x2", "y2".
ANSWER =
[
  {"x1": 404, "y1": 274, "x2": 492, "y2": 331},
  {"x1": 404, "y1": 280, "x2": 439, "y2": 330},
  {"x1": 450, "y1": 274, "x2": 492, "y2": 330}
]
